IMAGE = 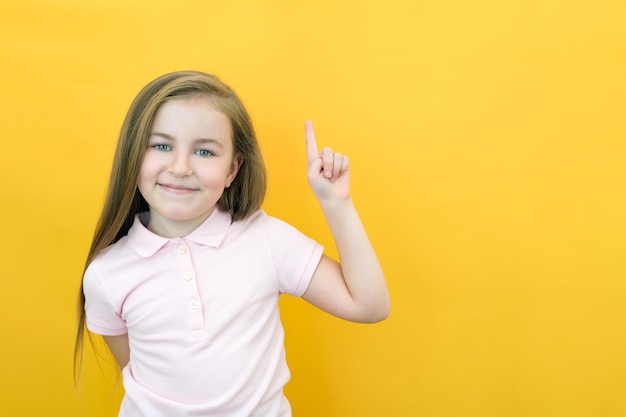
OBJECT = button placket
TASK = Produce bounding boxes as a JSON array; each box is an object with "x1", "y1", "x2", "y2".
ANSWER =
[{"x1": 174, "y1": 240, "x2": 205, "y2": 336}]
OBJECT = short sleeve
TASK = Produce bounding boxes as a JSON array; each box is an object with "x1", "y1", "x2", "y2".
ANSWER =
[
  {"x1": 264, "y1": 216, "x2": 324, "y2": 297},
  {"x1": 83, "y1": 262, "x2": 128, "y2": 336}
]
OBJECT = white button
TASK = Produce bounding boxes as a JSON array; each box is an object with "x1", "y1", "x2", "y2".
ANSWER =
[
  {"x1": 189, "y1": 299, "x2": 199, "y2": 309},
  {"x1": 177, "y1": 245, "x2": 186, "y2": 254},
  {"x1": 183, "y1": 272, "x2": 193, "y2": 281}
]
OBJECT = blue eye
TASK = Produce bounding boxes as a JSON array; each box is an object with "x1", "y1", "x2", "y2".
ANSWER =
[
  {"x1": 196, "y1": 149, "x2": 213, "y2": 157},
  {"x1": 152, "y1": 144, "x2": 171, "y2": 151}
]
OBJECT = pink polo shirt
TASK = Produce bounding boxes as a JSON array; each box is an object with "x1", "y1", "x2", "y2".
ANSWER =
[{"x1": 83, "y1": 208, "x2": 324, "y2": 417}]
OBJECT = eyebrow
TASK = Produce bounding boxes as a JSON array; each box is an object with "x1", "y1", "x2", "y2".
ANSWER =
[{"x1": 149, "y1": 132, "x2": 224, "y2": 147}]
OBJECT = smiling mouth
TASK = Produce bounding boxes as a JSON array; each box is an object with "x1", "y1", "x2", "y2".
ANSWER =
[{"x1": 159, "y1": 183, "x2": 197, "y2": 194}]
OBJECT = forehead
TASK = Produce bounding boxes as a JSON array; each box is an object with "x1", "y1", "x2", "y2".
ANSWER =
[{"x1": 151, "y1": 96, "x2": 232, "y2": 138}]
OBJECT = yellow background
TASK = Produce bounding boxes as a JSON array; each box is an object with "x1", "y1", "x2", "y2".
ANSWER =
[{"x1": 1, "y1": 0, "x2": 625, "y2": 416}]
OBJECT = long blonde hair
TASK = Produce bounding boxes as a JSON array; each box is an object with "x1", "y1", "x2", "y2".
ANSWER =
[{"x1": 74, "y1": 71, "x2": 267, "y2": 377}]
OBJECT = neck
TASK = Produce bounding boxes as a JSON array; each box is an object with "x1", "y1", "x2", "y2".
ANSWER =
[{"x1": 145, "y1": 210, "x2": 215, "y2": 238}]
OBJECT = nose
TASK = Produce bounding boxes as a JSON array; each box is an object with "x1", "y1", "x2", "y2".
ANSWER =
[{"x1": 168, "y1": 151, "x2": 192, "y2": 177}]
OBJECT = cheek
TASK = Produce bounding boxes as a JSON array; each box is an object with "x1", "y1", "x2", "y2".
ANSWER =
[
  {"x1": 137, "y1": 159, "x2": 160, "y2": 193},
  {"x1": 194, "y1": 167, "x2": 230, "y2": 188},
  {"x1": 139, "y1": 155, "x2": 159, "y2": 179},
  {"x1": 137, "y1": 165, "x2": 149, "y2": 185}
]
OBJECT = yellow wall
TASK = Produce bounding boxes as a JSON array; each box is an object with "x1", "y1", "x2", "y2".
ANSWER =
[{"x1": 1, "y1": 0, "x2": 625, "y2": 415}]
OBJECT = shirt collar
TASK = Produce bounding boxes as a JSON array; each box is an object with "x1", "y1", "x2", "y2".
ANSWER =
[{"x1": 127, "y1": 209, "x2": 233, "y2": 257}]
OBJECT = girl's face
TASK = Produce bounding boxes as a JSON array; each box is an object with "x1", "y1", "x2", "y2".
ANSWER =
[{"x1": 138, "y1": 96, "x2": 241, "y2": 237}]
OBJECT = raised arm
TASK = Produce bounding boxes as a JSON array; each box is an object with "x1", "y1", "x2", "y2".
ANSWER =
[{"x1": 301, "y1": 121, "x2": 390, "y2": 323}]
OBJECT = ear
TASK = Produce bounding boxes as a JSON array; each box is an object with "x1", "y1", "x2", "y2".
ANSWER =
[{"x1": 225, "y1": 153, "x2": 242, "y2": 188}]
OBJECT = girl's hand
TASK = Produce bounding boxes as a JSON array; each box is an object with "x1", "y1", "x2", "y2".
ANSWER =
[
  {"x1": 302, "y1": 120, "x2": 390, "y2": 323},
  {"x1": 305, "y1": 120, "x2": 350, "y2": 203}
]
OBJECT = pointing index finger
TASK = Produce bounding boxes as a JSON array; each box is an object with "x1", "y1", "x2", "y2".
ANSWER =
[{"x1": 305, "y1": 120, "x2": 319, "y2": 164}]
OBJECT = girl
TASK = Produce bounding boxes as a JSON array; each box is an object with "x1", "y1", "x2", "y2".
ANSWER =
[{"x1": 75, "y1": 70, "x2": 389, "y2": 417}]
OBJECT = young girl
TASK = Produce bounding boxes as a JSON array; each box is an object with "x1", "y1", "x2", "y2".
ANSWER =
[{"x1": 75, "y1": 70, "x2": 389, "y2": 417}]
